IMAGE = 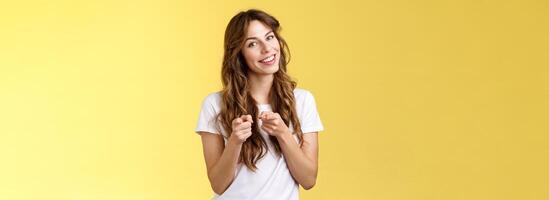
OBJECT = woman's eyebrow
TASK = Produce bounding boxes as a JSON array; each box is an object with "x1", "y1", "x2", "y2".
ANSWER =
[{"x1": 245, "y1": 31, "x2": 274, "y2": 41}]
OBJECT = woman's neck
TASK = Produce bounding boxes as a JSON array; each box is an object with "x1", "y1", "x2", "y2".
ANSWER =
[{"x1": 248, "y1": 73, "x2": 273, "y2": 105}]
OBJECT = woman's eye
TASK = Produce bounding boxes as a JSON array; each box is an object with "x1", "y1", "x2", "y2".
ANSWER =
[
  {"x1": 248, "y1": 42, "x2": 256, "y2": 48},
  {"x1": 266, "y1": 35, "x2": 274, "y2": 40}
]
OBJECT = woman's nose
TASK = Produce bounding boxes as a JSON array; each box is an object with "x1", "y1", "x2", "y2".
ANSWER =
[{"x1": 261, "y1": 42, "x2": 273, "y2": 53}]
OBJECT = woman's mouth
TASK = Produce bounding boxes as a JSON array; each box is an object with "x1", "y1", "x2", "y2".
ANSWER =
[{"x1": 259, "y1": 54, "x2": 276, "y2": 65}]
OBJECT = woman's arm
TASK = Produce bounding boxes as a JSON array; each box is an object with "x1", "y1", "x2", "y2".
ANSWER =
[
  {"x1": 259, "y1": 111, "x2": 319, "y2": 190},
  {"x1": 200, "y1": 133, "x2": 242, "y2": 195},
  {"x1": 276, "y1": 132, "x2": 319, "y2": 190},
  {"x1": 199, "y1": 115, "x2": 253, "y2": 195}
]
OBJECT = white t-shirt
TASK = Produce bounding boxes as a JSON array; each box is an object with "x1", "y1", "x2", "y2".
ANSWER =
[{"x1": 195, "y1": 88, "x2": 324, "y2": 200}]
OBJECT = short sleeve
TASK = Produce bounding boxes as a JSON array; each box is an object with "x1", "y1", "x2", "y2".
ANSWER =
[
  {"x1": 195, "y1": 93, "x2": 222, "y2": 135},
  {"x1": 300, "y1": 91, "x2": 324, "y2": 133}
]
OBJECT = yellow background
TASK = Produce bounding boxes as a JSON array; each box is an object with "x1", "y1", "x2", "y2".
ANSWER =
[{"x1": 1, "y1": 0, "x2": 548, "y2": 199}]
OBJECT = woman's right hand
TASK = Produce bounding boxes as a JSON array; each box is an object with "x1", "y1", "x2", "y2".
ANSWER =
[{"x1": 229, "y1": 115, "x2": 253, "y2": 144}]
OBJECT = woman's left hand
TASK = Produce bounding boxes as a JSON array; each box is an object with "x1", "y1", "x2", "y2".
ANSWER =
[{"x1": 259, "y1": 111, "x2": 291, "y2": 137}]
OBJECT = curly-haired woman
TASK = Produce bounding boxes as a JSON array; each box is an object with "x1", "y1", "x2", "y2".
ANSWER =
[{"x1": 195, "y1": 9, "x2": 324, "y2": 200}]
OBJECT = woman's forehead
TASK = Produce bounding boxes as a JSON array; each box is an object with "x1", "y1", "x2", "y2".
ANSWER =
[{"x1": 246, "y1": 20, "x2": 273, "y2": 38}]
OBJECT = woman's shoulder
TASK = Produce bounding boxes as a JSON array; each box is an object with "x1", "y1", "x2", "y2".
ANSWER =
[
  {"x1": 201, "y1": 91, "x2": 223, "y2": 108},
  {"x1": 204, "y1": 91, "x2": 222, "y2": 100},
  {"x1": 293, "y1": 88, "x2": 315, "y2": 101}
]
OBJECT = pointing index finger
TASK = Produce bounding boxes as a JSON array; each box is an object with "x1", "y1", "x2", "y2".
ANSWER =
[
  {"x1": 233, "y1": 117, "x2": 243, "y2": 125},
  {"x1": 243, "y1": 114, "x2": 253, "y2": 123},
  {"x1": 262, "y1": 111, "x2": 276, "y2": 120}
]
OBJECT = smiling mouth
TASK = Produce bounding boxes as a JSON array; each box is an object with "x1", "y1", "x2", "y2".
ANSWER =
[{"x1": 259, "y1": 54, "x2": 276, "y2": 63}]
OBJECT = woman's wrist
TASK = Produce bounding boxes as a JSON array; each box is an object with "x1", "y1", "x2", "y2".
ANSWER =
[
  {"x1": 228, "y1": 134, "x2": 245, "y2": 146},
  {"x1": 275, "y1": 130, "x2": 293, "y2": 140}
]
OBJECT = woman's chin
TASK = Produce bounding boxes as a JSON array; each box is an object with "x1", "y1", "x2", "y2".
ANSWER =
[
  {"x1": 262, "y1": 66, "x2": 279, "y2": 74},
  {"x1": 250, "y1": 64, "x2": 279, "y2": 75}
]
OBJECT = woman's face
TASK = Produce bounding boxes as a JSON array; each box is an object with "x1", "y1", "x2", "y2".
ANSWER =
[{"x1": 241, "y1": 20, "x2": 280, "y2": 75}]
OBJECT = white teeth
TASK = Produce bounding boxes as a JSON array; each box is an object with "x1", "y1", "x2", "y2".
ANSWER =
[{"x1": 260, "y1": 55, "x2": 275, "y2": 63}]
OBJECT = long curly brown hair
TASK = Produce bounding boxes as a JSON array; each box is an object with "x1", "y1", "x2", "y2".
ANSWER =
[{"x1": 217, "y1": 9, "x2": 303, "y2": 171}]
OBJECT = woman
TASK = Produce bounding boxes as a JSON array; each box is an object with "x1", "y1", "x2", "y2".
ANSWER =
[{"x1": 195, "y1": 9, "x2": 324, "y2": 200}]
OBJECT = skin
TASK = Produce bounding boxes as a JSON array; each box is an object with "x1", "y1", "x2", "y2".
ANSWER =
[{"x1": 198, "y1": 20, "x2": 319, "y2": 195}]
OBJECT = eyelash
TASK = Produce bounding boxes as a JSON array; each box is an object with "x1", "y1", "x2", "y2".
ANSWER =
[{"x1": 248, "y1": 35, "x2": 275, "y2": 48}]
